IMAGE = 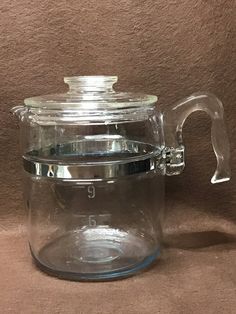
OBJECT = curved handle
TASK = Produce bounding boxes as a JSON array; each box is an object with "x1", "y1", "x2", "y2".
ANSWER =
[{"x1": 163, "y1": 92, "x2": 230, "y2": 184}]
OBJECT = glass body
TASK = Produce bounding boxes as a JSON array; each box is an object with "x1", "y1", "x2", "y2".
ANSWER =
[
  {"x1": 12, "y1": 76, "x2": 230, "y2": 281},
  {"x1": 23, "y1": 114, "x2": 165, "y2": 280}
]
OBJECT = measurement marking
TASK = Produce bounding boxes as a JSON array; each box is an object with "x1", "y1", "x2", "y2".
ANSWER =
[
  {"x1": 88, "y1": 185, "x2": 96, "y2": 198},
  {"x1": 89, "y1": 215, "x2": 97, "y2": 227}
]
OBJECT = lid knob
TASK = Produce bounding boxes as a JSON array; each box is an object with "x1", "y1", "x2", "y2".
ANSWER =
[{"x1": 64, "y1": 76, "x2": 118, "y2": 93}]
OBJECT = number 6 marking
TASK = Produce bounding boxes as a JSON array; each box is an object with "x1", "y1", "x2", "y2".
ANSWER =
[
  {"x1": 89, "y1": 215, "x2": 97, "y2": 227},
  {"x1": 88, "y1": 185, "x2": 96, "y2": 199}
]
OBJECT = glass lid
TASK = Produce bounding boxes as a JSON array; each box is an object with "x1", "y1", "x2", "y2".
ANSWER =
[{"x1": 24, "y1": 76, "x2": 157, "y2": 110}]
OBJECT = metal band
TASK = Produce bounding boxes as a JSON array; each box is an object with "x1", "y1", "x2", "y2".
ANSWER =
[
  {"x1": 23, "y1": 155, "x2": 162, "y2": 179},
  {"x1": 22, "y1": 138, "x2": 162, "y2": 179}
]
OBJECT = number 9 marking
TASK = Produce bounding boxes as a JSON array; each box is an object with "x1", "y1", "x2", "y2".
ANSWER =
[{"x1": 88, "y1": 185, "x2": 96, "y2": 199}]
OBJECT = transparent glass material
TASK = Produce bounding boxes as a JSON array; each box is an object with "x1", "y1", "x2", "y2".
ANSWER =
[{"x1": 12, "y1": 76, "x2": 230, "y2": 281}]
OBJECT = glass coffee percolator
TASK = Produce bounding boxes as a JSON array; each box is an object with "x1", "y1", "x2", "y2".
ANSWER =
[{"x1": 12, "y1": 76, "x2": 230, "y2": 281}]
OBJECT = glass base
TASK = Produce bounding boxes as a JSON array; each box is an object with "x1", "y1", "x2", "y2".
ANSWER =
[{"x1": 30, "y1": 227, "x2": 160, "y2": 281}]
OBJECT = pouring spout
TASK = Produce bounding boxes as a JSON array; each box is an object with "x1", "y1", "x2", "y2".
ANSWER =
[{"x1": 10, "y1": 105, "x2": 27, "y2": 120}]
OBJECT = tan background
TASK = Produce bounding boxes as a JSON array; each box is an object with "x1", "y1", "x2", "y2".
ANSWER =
[{"x1": 0, "y1": 1, "x2": 235, "y2": 313}]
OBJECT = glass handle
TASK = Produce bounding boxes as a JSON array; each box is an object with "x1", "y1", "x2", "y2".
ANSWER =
[{"x1": 163, "y1": 92, "x2": 230, "y2": 184}]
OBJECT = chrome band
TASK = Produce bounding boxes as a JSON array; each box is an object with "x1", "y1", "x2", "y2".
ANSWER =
[
  {"x1": 23, "y1": 155, "x2": 161, "y2": 179},
  {"x1": 22, "y1": 138, "x2": 162, "y2": 179}
]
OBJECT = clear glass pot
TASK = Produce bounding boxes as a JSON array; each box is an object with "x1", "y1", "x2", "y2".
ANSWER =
[{"x1": 12, "y1": 76, "x2": 230, "y2": 281}]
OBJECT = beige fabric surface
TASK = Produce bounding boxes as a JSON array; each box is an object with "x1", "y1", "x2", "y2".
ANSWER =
[
  {"x1": 0, "y1": 231, "x2": 235, "y2": 314},
  {"x1": 0, "y1": 0, "x2": 236, "y2": 313}
]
